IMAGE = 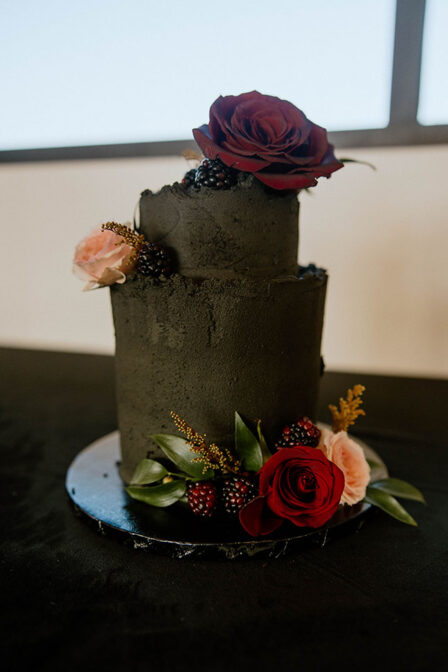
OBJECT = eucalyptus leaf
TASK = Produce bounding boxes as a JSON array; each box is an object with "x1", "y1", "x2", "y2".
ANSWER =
[
  {"x1": 235, "y1": 412, "x2": 263, "y2": 472},
  {"x1": 126, "y1": 480, "x2": 186, "y2": 507},
  {"x1": 365, "y1": 486, "x2": 417, "y2": 526},
  {"x1": 256, "y1": 420, "x2": 272, "y2": 463},
  {"x1": 130, "y1": 458, "x2": 168, "y2": 485},
  {"x1": 369, "y1": 478, "x2": 425, "y2": 504},
  {"x1": 150, "y1": 434, "x2": 213, "y2": 480}
]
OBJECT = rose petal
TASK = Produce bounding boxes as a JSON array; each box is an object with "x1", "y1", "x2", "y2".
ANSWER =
[
  {"x1": 72, "y1": 263, "x2": 96, "y2": 282},
  {"x1": 322, "y1": 431, "x2": 370, "y2": 506},
  {"x1": 82, "y1": 280, "x2": 100, "y2": 292},
  {"x1": 287, "y1": 503, "x2": 339, "y2": 529},
  {"x1": 255, "y1": 171, "x2": 319, "y2": 190},
  {"x1": 239, "y1": 496, "x2": 283, "y2": 537},
  {"x1": 302, "y1": 122, "x2": 331, "y2": 166},
  {"x1": 78, "y1": 246, "x2": 132, "y2": 281},
  {"x1": 193, "y1": 126, "x2": 270, "y2": 171}
]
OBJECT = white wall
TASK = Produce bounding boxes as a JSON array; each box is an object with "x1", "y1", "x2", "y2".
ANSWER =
[{"x1": 1, "y1": 145, "x2": 447, "y2": 377}]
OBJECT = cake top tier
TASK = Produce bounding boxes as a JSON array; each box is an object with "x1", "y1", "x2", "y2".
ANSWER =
[
  {"x1": 138, "y1": 91, "x2": 343, "y2": 280},
  {"x1": 139, "y1": 173, "x2": 299, "y2": 279}
]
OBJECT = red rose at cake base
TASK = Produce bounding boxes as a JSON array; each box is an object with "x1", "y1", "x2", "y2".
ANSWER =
[
  {"x1": 193, "y1": 91, "x2": 344, "y2": 191},
  {"x1": 239, "y1": 446, "x2": 345, "y2": 537}
]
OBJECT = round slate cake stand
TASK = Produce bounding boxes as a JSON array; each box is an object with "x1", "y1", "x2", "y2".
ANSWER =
[{"x1": 66, "y1": 431, "x2": 387, "y2": 559}]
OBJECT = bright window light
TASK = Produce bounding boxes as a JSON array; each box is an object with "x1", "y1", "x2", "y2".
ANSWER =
[
  {"x1": 418, "y1": 0, "x2": 448, "y2": 126},
  {"x1": 0, "y1": 0, "x2": 395, "y2": 150}
]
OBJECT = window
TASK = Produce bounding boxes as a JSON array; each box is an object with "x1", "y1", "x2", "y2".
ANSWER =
[
  {"x1": 0, "y1": 0, "x2": 446, "y2": 161},
  {"x1": 418, "y1": 0, "x2": 448, "y2": 125}
]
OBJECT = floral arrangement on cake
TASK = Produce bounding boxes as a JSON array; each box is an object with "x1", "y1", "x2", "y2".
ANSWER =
[
  {"x1": 73, "y1": 91, "x2": 345, "y2": 290},
  {"x1": 73, "y1": 222, "x2": 174, "y2": 291},
  {"x1": 125, "y1": 386, "x2": 424, "y2": 536}
]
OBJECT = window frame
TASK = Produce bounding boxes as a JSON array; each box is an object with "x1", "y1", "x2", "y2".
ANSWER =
[{"x1": 1, "y1": 0, "x2": 446, "y2": 163}]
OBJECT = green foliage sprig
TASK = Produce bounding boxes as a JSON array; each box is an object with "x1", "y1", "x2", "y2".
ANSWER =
[
  {"x1": 125, "y1": 412, "x2": 271, "y2": 508},
  {"x1": 366, "y1": 477, "x2": 425, "y2": 526}
]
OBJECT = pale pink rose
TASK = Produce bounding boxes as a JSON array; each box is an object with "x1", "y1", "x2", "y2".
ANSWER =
[
  {"x1": 73, "y1": 227, "x2": 136, "y2": 291},
  {"x1": 318, "y1": 429, "x2": 370, "y2": 506}
]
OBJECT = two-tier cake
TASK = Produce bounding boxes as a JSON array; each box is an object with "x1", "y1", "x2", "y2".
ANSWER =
[
  {"x1": 112, "y1": 174, "x2": 328, "y2": 482},
  {"x1": 73, "y1": 92, "x2": 423, "y2": 539}
]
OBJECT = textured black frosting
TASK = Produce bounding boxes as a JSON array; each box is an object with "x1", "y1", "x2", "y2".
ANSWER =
[
  {"x1": 111, "y1": 176, "x2": 327, "y2": 482},
  {"x1": 139, "y1": 173, "x2": 299, "y2": 278}
]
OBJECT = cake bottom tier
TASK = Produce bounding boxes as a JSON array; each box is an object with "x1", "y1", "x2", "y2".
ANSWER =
[{"x1": 110, "y1": 269, "x2": 327, "y2": 482}]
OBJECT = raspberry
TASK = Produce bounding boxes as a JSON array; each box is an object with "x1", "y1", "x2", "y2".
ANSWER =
[
  {"x1": 221, "y1": 473, "x2": 257, "y2": 514},
  {"x1": 187, "y1": 481, "x2": 217, "y2": 518},
  {"x1": 275, "y1": 417, "x2": 321, "y2": 449}
]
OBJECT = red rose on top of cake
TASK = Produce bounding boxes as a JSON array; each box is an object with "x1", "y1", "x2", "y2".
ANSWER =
[{"x1": 193, "y1": 91, "x2": 344, "y2": 191}]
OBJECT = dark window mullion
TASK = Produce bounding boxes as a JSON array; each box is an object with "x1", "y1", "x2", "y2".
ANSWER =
[
  {"x1": 389, "y1": 0, "x2": 426, "y2": 126},
  {"x1": 0, "y1": 140, "x2": 198, "y2": 163}
]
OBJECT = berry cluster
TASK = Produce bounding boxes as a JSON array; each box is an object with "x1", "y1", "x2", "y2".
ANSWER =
[
  {"x1": 182, "y1": 158, "x2": 238, "y2": 191},
  {"x1": 100, "y1": 221, "x2": 174, "y2": 280},
  {"x1": 187, "y1": 473, "x2": 257, "y2": 518},
  {"x1": 221, "y1": 474, "x2": 257, "y2": 515},
  {"x1": 136, "y1": 242, "x2": 173, "y2": 279},
  {"x1": 275, "y1": 417, "x2": 321, "y2": 449}
]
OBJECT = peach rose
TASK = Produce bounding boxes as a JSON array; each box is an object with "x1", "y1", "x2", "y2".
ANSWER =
[
  {"x1": 318, "y1": 429, "x2": 370, "y2": 506},
  {"x1": 73, "y1": 227, "x2": 136, "y2": 291}
]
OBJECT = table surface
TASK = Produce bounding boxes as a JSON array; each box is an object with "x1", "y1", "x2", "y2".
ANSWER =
[{"x1": 0, "y1": 348, "x2": 447, "y2": 672}]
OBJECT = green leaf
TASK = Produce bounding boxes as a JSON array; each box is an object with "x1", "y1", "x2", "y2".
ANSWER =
[
  {"x1": 126, "y1": 480, "x2": 186, "y2": 507},
  {"x1": 339, "y1": 157, "x2": 376, "y2": 170},
  {"x1": 369, "y1": 478, "x2": 426, "y2": 504},
  {"x1": 130, "y1": 458, "x2": 168, "y2": 485},
  {"x1": 150, "y1": 434, "x2": 213, "y2": 480},
  {"x1": 365, "y1": 486, "x2": 418, "y2": 526},
  {"x1": 235, "y1": 412, "x2": 263, "y2": 472},
  {"x1": 256, "y1": 420, "x2": 272, "y2": 463}
]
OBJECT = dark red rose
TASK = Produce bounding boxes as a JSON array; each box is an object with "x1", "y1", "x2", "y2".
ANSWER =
[
  {"x1": 193, "y1": 91, "x2": 343, "y2": 191},
  {"x1": 239, "y1": 446, "x2": 344, "y2": 537}
]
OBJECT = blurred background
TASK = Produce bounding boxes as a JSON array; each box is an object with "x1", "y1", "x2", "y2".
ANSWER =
[{"x1": 0, "y1": 0, "x2": 447, "y2": 377}]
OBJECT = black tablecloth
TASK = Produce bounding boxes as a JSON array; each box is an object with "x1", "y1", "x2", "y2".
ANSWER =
[{"x1": 1, "y1": 348, "x2": 447, "y2": 671}]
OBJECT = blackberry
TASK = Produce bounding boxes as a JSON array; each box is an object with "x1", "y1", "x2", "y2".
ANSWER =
[
  {"x1": 187, "y1": 481, "x2": 217, "y2": 518},
  {"x1": 182, "y1": 168, "x2": 197, "y2": 188},
  {"x1": 136, "y1": 242, "x2": 173, "y2": 278},
  {"x1": 221, "y1": 473, "x2": 257, "y2": 515},
  {"x1": 275, "y1": 417, "x2": 321, "y2": 449},
  {"x1": 195, "y1": 158, "x2": 237, "y2": 190}
]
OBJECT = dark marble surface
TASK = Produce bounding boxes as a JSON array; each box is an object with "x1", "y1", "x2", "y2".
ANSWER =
[{"x1": 1, "y1": 348, "x2": 447, "y2": 671}]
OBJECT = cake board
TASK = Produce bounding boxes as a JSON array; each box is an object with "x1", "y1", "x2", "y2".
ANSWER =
[{"x1": 65, "y1": 430, "x2": 387, "y2": 559}]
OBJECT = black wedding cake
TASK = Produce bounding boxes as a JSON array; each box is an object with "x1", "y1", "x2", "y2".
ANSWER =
[
  {"x1": 72, "y1": 92, "x2": 422, "y2": 541},
  {"x1": 111, "y1": 173, "x2": 327, "y2": 482}
]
